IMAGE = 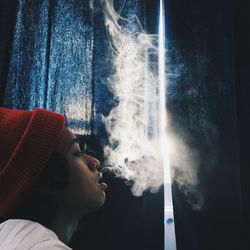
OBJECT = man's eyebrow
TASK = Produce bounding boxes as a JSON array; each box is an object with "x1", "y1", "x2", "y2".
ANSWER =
[{"x1": 69, "y1": 138, "x2": 80, "y2": 148}]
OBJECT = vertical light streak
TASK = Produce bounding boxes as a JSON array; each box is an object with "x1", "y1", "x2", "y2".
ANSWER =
[{"x1": 158, "y1": 0, "x2": 177, "y2": 249}]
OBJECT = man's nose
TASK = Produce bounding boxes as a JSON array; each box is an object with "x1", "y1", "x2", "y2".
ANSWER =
[{"x1": 85, "y1": 154, "x2": 100, "y2": 170}]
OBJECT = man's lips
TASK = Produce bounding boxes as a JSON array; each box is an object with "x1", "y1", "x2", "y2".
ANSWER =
[
  {"x1": 98, "y1": 172, "x2": 108, "y2": 189},
  {"x1": 99, "y1": 182, "x2": 108, "y2": 190}
]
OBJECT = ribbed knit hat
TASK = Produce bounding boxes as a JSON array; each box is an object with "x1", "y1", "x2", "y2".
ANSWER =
[{"x1": 0, "y1": 107, "x2": 66, "y2": 216}]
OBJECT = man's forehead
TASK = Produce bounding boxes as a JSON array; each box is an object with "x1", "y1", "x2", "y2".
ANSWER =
[{"x1": 55, "y1": 128, "x2": 76, "y2": 153}]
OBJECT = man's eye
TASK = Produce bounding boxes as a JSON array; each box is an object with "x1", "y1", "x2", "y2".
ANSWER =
[{"x1": 73, "y1": 151, "x2": 84, "y2": 157}]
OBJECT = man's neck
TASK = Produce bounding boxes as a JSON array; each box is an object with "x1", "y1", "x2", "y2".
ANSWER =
[{"x1": 51, "y1": 210, "x2": 79, "y2": 244}]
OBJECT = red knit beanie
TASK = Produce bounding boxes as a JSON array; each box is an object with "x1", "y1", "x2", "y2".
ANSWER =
[{"x1": 0, "y1": 107, "x2": 66, "y2": 216}]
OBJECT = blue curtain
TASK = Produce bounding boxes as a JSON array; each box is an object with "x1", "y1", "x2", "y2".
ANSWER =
[{"x1": 2, "y1": 0, "x2": 145, "y2": 135}]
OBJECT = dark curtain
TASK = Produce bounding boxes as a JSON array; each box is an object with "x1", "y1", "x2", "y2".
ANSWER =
[
  {"x1": 234, "y1": 0, "x2": 250, "y2": 248},
  {"x1": 0, "y1": 0, "x2": 249, "y2": 250}
]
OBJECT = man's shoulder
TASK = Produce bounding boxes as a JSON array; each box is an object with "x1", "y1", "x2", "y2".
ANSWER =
[
  {"x1": 0, "y1": 219, "x2": 72, "y2": 249},
  {"x1": 0, "y1": 219, "x2": 57, "y2": 241}
]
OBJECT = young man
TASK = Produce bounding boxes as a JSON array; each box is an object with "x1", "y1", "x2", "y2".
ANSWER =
[{"x1": 0, "y1": 107, "x2": 107, "y2": 249}]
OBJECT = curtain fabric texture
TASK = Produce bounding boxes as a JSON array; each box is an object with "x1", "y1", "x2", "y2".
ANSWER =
[{"x1": 2, "y1": 0, "x2": 144, "y2": 135}]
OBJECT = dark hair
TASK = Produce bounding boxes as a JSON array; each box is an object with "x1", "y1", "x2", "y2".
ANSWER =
[{"x1": 1, "y1": 151, "x2": 70, "y2": 228}]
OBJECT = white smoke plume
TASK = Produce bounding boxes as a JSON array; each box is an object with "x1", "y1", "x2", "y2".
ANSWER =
[
  {"x1": 90, "y1": 0, "x2": 205, "y2": 208},
  {"x1": 95, "y1": 0, "x2": 163, "y2": 197}
]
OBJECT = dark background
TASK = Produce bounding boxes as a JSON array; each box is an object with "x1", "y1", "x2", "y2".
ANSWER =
[
  {"x1": 0, "y1": 0, "x2": 250, "y2": 249},
  {"x1": 234, "y1": 0, "x2": 250, "y2": 248}
]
